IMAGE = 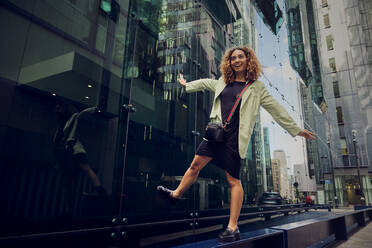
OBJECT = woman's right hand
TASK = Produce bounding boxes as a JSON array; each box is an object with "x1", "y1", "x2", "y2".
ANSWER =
[{"x1": 178, "y1": 73, "x2": 187, "y2": 88}]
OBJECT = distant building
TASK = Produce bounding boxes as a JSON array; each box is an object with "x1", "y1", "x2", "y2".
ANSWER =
[
  {"x1": 274, "y1": 150, "x2": 291, "y2": 198},
  {"x1": 313, "y1": 0, "x2": 372, "y2": 206},
  {"x1": 285, "y1": 0, "x2": 328, "y2": 203},
  {"x1": 294, "y1": 163, "x2": 317, "y2": 198},
  {"x1": 263, "y1": 127, "x2": 274, "y2": 191},
  {"x1": 272, "y1": 159, "x2": 281, "y2": 193}
]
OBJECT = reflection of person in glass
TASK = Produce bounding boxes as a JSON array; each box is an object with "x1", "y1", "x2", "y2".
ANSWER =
[
  {"x1": 54, "y1": 104, "x2": 107, "y2": 198},
  {"x1": 157, "y1": 46, "x2": 315, "y2": 242}
]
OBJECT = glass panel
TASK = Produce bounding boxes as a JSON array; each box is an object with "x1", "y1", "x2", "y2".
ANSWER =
[
  {"x1": 333, "y1": 81, "x2": 340, "y2": 98},
  {"x1": 329, "y1": 57, "x2": 336, "y2": 72},
  {"x1": 363, "y1": 176, "x2": 372, "y2": 205},
  {"x1": 326, "y1": 35, "x2": 334, "y2": 50},
  {"x1": 323, "y1": 14, "x2": 330, "y2": 28},
  {"x1": 336, "y1": 106, "x2": 344, "y2": 124},
  {"x1": 342, "y1": 155, "x2": 350, "y2": 166},
  {"x1": 335, "y1": 176, "x2": 346, "y2": 207},
  {"x1": 119, "y1": 1, "x2": 197, "y2": 246},
  {"x1": 340, "y1": 138, "x2": 348, "y2": 155},
  {"x1": 1, "y1": 228, "x2": 117, "y2": 247},
  {"x1": 338, "y1": 124, "x2": 345, "y2": 137},
  {"x1": 0, "y1": 0, "x2": 130, "y2": 237}
]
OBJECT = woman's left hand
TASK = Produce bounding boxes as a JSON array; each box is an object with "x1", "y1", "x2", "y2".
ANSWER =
[{"x1": 296, "y1": 129, "x2": 316, "y2": 140}]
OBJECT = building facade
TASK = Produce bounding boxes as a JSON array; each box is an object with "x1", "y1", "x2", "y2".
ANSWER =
[
  {"x1": 294, "y1": 163, "x2": 317, "y2": 197},
  {"x1": 274, "y1": 150, "x2": 291, "y2": 199},
  {"x1": 272, "y1": 158, "x2": 281, "y2": 193},
  {"x1": 312, "y1": 0, "x2": 372, "y2": 206},
  {"x1": 263, "y1": 127, "x2": 274, "y2": 191},
  {"x1": 285, "y1": 0, "x2": 334, "y2": 204}
]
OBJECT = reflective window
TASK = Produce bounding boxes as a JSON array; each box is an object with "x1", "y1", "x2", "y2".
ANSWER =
[
  {"x1": 326, "y1": 35, "x2": 334, "y2": 50},
  {"x1": 333, "y1": 81, "x2": 340, "y2": 98},
  {"x1": 323, "y1": 14, "x2": 331, "y2": 28},
  {"x1": 329, "y1": 57, "x2": 336, "y2": 72},
  {"x1": 0, "y1": 0, "x2": 129, "y2": 237},
  {"x1": 340, "y1": 138, "x2": 348, "y2": 156},
  {"x1": 336, "y1": 106, "x2": 344, "y2": 124}
]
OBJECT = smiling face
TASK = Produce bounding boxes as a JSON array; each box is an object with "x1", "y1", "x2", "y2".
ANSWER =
[{"x1": 230, "y1": 49, "x2": 248, "y2": 73}]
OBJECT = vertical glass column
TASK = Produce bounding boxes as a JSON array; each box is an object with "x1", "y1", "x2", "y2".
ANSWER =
[{"x1": 117, "y1": 0, "x2": 197, "y2": 246}]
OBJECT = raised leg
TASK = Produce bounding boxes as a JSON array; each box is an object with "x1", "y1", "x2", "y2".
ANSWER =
[
  {"x1": 78, "y1": 163, "x2": 101, "y2": 187},
  {"x1": 172, "y1": 155, "x2": 212, "y2": 198}
]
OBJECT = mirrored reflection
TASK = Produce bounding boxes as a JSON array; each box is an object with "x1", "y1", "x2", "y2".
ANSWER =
[
  {"x1": 120, "y1": 3, "x2": 195, "y2": 217},
  {"x1": 120, "y1": 0, "x2": 223, "y2": 221},
  {"x1": 0, "y1": 0, "x2": 130, "y2": 236}
]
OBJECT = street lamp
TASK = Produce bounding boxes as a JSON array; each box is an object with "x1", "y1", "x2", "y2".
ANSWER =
[
  {"x1": 352, "y1": 130, "x2": 365, "y2": 205},
  {"x1": 326, "y1": 137, "x2": 338, "y2": 208}
]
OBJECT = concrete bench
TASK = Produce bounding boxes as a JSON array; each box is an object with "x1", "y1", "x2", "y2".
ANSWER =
[
  {"x1": 173, "y1": 207, "x2": 372, "y2": 248},
  {"x1": 172, "y1": 228, "x2": 284, "y2": 248},
  {"x1": 271, "y1": 207, "x2": 372, "y2": 248}
]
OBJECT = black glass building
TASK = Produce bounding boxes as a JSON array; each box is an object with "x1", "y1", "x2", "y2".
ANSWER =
[{"x1": 0, "y1": 0, "x2": 276, "y2": 247}]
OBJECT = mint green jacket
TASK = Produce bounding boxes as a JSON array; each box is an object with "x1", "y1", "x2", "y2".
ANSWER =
[{"x1": 185, "y1": 77, "x2": 302, "y2": 159}]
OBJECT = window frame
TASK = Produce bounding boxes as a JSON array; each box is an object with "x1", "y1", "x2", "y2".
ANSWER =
[
  {"x1": 333, "y1": 81, "x2": 340, "y2": 98},
  {"x1": 329, "y1": 57, "x2": 336, "y2": 72},
  {"x1": 323, "y1": 13, "x2": 331, "y2": 28},
  {"x1": 326, "y1": 35, "x2": 334, "y2": 50},
  {"x1": 340, "y1": 138, "x2": 348, "y2": 156},
  {"x1": 336, "y1": 106, "x2": 344, "y2": 124}
]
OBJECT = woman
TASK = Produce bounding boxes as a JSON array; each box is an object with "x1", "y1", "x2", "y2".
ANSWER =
[
  {"x1": 54, "y1": 104, "x2": 107, "y2": 197},
  {"x1": 157, "y1": 45, "x2": 315, "y2": 242}
]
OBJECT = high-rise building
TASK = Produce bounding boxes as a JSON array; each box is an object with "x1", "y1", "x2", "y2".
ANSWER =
[
  {"x1": 285, "y1": 0, "x2": 372, "y2": 206},
  {"x1": 263, "y1": 127, "x2": 274, "y2": 191},
  {"x1": 274, "y1": 150, "x2": 291, "y2": 198},
  {"x1": 312, "y1": 0, "x2": 372, "y2": 206},
  {"x1": 272, "y1": 158, "x2": 281, "y2": 193},
  {"x1": 294, "y1": 163, "x2": 317, "y2": 197},
  {"x1": 285, "y1": 0, "x2": 330, "y2": 204},
  {"x1": 234, "y1": 0, "x2": 256, "y2": 48}
]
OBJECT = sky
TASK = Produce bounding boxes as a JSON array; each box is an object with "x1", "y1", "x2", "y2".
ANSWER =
[{"x1": 254, "y1": 1, "x2": 308, "y2": 175}]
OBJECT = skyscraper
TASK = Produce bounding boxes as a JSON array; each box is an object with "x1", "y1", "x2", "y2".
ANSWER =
[
  {"x1": 312, "y1": 0, "x2": 372, "y2": 206},
  {"x1": 274, "y1": 150, "x2": 291, "y2": 198},
  {"x1": 263, "y1": 127, "x2": 274, "y2": 191}
]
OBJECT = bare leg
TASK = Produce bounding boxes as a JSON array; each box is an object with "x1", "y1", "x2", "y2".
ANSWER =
[
  {"x1": 226, "y1": 171, "x2": 243, "y2": 231},
  {"x1": 78, "y1": 163, "x2": 101, "y2": 187},
  {"x1": 172, "y1": 155, "x2": 212, "y2": 198}
]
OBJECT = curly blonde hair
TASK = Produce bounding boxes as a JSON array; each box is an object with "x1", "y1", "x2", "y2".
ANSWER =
[{"x1": 219, "y1": 45, "x2": 262, "y2": 84}]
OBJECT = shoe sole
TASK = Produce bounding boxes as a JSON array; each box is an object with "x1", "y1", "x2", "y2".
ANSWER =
[
  {"x1": 157, "y1": 188, "x2": 179, "y2": 204},
  {"x1": 218, "y1": 233, "x2": 240, "y2": 243}
]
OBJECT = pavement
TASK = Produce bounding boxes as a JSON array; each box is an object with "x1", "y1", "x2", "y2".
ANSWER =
[
  {"x1": 333, "y1": 219, "x2": 372, "y2": 248},
  {"x1": 321, "y1": 206, "x2": 371, "y2": 248}
]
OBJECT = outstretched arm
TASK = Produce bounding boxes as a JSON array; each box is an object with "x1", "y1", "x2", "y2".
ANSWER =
[
  {"x1": 260, "y1": 83, "x2": 315, "y2": 140},
  {"x1": 178, "y1": 73, "x2": 218, "y2": 93},
  {"x1": 296, "y1": 129, "x2": 316, "y2": 140},
  {"x1": 77, "y1": 107, "x2": 98, "y2": 119}
]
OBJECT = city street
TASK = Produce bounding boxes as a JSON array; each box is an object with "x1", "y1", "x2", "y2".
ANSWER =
[{"x1": 1, "y1": 0, "x2": 372, "y2": 247}]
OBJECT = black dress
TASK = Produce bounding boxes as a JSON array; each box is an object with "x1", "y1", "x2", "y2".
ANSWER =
[{"x1": 196, "y1": 81, "x2": 247, "y2": 179}]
